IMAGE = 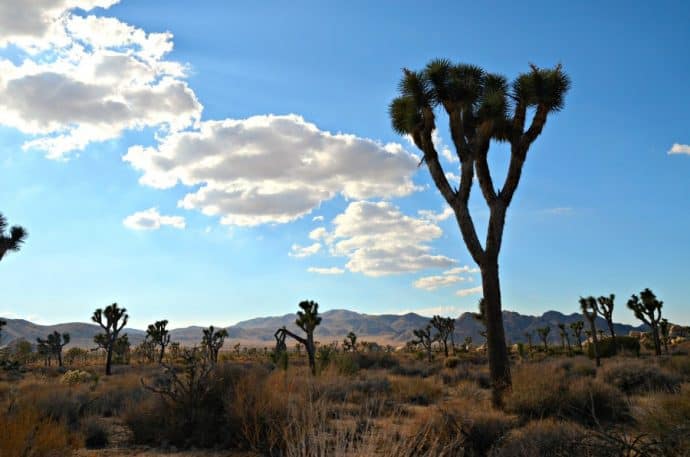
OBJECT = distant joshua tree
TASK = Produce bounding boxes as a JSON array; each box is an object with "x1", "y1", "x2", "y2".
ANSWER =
[
  {"x1": 146, "y1": 320, "x2": 171, "y2": 363},
  {"x1": 596, "y1": 294, "x2": 617, "y2": 345},
  {"x1": 430, "y1": 315, "x2": 455, "y2": 357},
  {"x1": 390, "y1": 59, "x2": 570, "y2": 406},
  {"x1": 36, "y1": 331, "x2": 70, "y2": 367},
  {"x1": 570, "y1": 320, "x2": 584, "y2": 351},
  {"x1": 580, "y1": 296, "x2": 601, "y2": 367},
  {"x1": 659, "y1": 318, "x2": 670, "y2": 354},
  {"x1": 557, "y1": 323, "x2": 572, "y2": 355},
  {"x1": 627, "y1": 289, "x2": 663, "y2": 356},
  {"x1": 275, "y1": 300, "x2": 322, "y2": 375},
  {"x1": 537, "y1": 326, "x2": 551, "y2": 351},
  {"x1": 201, "y1": 326, "x2": 228, "y2": 366},
  {"x1": 0, "y1": 213, "x2": 28, "y2": 262},
  {"x1": 343, "y1": 331, "x2": 358, "y2": 352},
  {"x1": 92, "y1": 303, "x2": 128, "y2": 375},
  {"x1": 524, "y1": 331, "x2": 533, "y2": 352},
  {"x1": 0, "y1": 319, "x2": 5, "y2": 343},
  {"x1": 412, "y1": 324, "x2": 434, "y2": 362}
]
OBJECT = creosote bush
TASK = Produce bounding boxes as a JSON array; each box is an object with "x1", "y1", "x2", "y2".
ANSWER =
[
  {"x1": 489, "y1": 419, "x2": 588, "y2": 457},
  {"x1": 599, "y1": 359, "x2": 681, "y2": 395}
]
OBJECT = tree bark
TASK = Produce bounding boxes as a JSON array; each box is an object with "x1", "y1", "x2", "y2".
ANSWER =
[
  {"x1": 588, "y1": 320, "x2": 600, "y2": 367},
  {"x1": 306, "y1": 332, "x2": 316, "y2": 375},
  {"x1": 651, "y1": 325, "x2": 661, "y2": 356},
  {"x1": 481, "y1": 260, "x2": 511, "y2": 407},
  {"x1": 105, "y1": 344, "x2": 113, "y2": 375}
]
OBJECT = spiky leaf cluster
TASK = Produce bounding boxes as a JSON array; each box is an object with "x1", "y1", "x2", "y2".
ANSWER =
[
  {"x1": 296, "y1": 300, "x2": 322, "y2": 334},
  {"x1": 627, "y1": 288, "x2": 663, "y2": 326},
  {"x1": 0, "y1": 212, "x2": 28, "y2": 261}
]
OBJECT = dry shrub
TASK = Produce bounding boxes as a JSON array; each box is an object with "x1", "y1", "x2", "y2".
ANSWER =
[
  {"x1": 599, "y1": 359, "x2": 681, "y2": 395},
  {"x1": 389, "y1": 375, "x2": 443, "y2": 406},
  {"x1": 489, "y1": 419, "x2": 588, "y2": 457},
  {"x1": 506, "y1": 362, "x2": 629, "y2": 425},
  {"x1": 635, "y1": 384, "x2": 690, "y2": 455},
  {"x1": 661, "y1": 354, "x2": 690, "y2": 380},
  {"x1": 0, "y1": 406, "x2": 76, "y2": 457}
]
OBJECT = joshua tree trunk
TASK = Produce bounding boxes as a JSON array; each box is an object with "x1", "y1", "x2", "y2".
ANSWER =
[
  {"x1": 306, "y1": 332, "x2": 316, "y2": 375},
  {"x1": 588, "y1": 320, "x2": 600, "y2": 367},
  {"x1": 159, "y1": 345, "x2": 165, "y2": 364},
  {"x1": 442, "y1": 339, "x2": 449, "y2": 357},
  {"x1": 481, "y1": 260, "x2": 511, "y2": 405},
  {"x1": 105, "y1": 345, "x2": 114, "y2": 375},
  {"x1": 449, "y1": 332, "x2": 455, "y2": 356},
  {"x1": 651, "y1": 325, "x2": 661, "y2": 356}
]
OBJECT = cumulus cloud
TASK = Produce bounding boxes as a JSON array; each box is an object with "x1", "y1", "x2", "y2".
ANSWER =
[
  {"x1": 414, "y1": 274, "x2": 467, "y2": 290},
  {"x1": 444, "y1": 265, "x2": 480, "y2": 275},
  {"x1": 303, "y1": 201, "x2": 455, "y2": 277},
  {"x1": 307, "y1": 266, "x2": 344, "y2": 275},
  {"x1": 669, "y1": 143, "x2": 690, "y2": 155},
  {"x1": 125, "y1": 115, "x2": 419, "y2": 226},
  {"x1": 289, "y1": 242, "x2": 321, "y2": 258},
  {"x1": 123, "y1": 208, "x2": 185, "y2": 231},
  {"x1": 455, "y1": 286, "x2": 483, "y2": 297},
  {"x1": 0, "y1": 2, "x2": 201, "y2": 158},
  {"x1": 418, "y1": 206, "x2": 454, "y2": 223},
  {"x1": 312, "y1": 215, "x2": 324, "y2": 222}
]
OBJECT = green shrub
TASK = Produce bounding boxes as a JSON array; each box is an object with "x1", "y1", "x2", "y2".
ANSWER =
[
  {"x1": 600, "y1": 360, "x2": 681, "y2": 395},
  {"x1": 334, "y1": 352, "x2": 360, "y2": 375},
  {"x1": 489, "y1": 419, "x2": 588, "y2": 457},
  {"x1": 587, "y1": 336, "x2": 640, "y2": 359}
]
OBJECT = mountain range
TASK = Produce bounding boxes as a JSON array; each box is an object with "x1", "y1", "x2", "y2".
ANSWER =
[{"x1": 0, "y1": 309, "x2": 648, "y2": 349}]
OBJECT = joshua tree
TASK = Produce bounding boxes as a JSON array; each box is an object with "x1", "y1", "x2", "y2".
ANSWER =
[
  {"x1": 627, "y1": 289, "x2": 663, "y2": 356},
  {"x1": 146, "y1": 320, "x2": 171, "y2": 363},
  {"x1": 412, "y1": 324, "x2": 434, "y2": 362},
  {"x1": 0, "y1": 319, "x2": 5, "y2": 343},
  {"x1": 343, "y1": 331, "x2": 358, "y2": 352},
  {"x1": 36, "y1": 331, "x2": 70, "y2": 367},
  {"x1": 275, "y1": 300, "x2": 322, "y2": 375},
  {"x1": 36, "y1": 338, "x2": 52, "y2": 366},
  {"x1": 463, "y1": 336, "x2": 472, "y2": 352},
  {"x1": 537, "y1": 326, "x2": 551, "y2": 351},
  {"x1": 580, "y1": 296, "x2": 601, "y2": 367},
  {"x1": 570, "y1": 320, "x2": 584, "y2": 351},
  {"x1": 390, "y1": 59, "x2": 569, "y2": 406},
  {"x1": 659, "y1": 319, "x2": 670, "y2": 354},
  {"x1": 524, "y1": 331, "x2": 533, "y2": 352},
  {"x1": 0, "y1": 213, "x2": 28, "y2": 262},
  {"x1": 557, "y1": 323, "x2": 571, "y2": 355},
  {"x1": 596, "y1": 294, "x2": 617, "y2": 345},
  {"x1": 430, "y1": 315, "x2": 455, "y2": 357},
  {"x1": 201, "y1": 326, "x2": 228, "y2": 366},
  {"x1": 112, "y1": 334, "x2": 131, "y2": 364},
  {"x1": 92, "y1": 303, "x2": 128, "y2": 375}
]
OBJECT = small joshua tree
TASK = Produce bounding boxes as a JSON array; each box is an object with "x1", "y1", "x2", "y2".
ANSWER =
[
  {"x1": 343, "y1": 331, "x2": 358, "y2": 352},
  {"x1": 659, "y1": 318, "x2": 670, "y2": 354},
  {"x1": 112, "y1": 334, "x2": 131, "y2": 365},
  {"x1": 627, "y1": 288, "x2": 664, "y2": 356},
  {"x1": 146, "y1": 320, "x2": 171, "y2": 363},
  {"x1": 557, "y1": 323, "x2": 571, "y2": 355},
  {"x1": 537, "y1": 326, "x2": 551, "y2": 351},
  {"x1": 0, "y1": 319, "x2": 5, "y2": 343},
  {"x1": 275, "y1": 300, "x2": 322, "y2": 375},
  {"x1": 0, "y1": 213, "x2": 28, "y2": 262},
  {"x1": 201, "y1": 326, "x2": 228, "y2": 366},
  {"x1": 430, "y1": 315, "x2": 455, "y2": 357},
  {"x1": 596, "y1": 294, "x2": 617, "y2": 345},
  {"x1": 580, "y1": 296, "x2": 601, "y2": 367},
  {"x1": 36, "y1": 338, "x2": 53, "y2": 366},
  {"x1": 570, "y1": 320, "x2": 584, "y2": 351},
  {"x1": 463, "y1": 336, "x2": 472, "y2": 352},
  {"x1": 412, "y1": 324, "x2": 434, "y2": 362},
  {"x1": 37, "y1": 331, "x2": 70, "y2": 367},
  {"x1": 92, "y1": 303, "x2": 128, "y2": 375}
]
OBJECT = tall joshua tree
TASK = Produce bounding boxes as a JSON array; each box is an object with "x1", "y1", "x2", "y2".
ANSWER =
[
  {"x1": 596, "y1": 294, "x2": 616, "y2": 345},
  {"x1": 537, "y1": 326, "x2": 551, "y2": 351},
  {"x1": 557, "y1": 323, "x2": 571, "y2": 355},
  {"x1": 627, "y1": 288, "x2": 663, "y2": 356},
  {"x1": 570, "y1": 320, "x2": 584, "y2": 351},
  {"x1": 147, "y1": 320, "x2": 171, "y2": 363},
  {"x1": 412, "y1": 324, "x2": 434, "y2": 362},
  {"x1": 580, "y1": 296, "x2": 600, "y2": 367},
  {"x1": 390, "y1": 60, "x2": 570, "y2": 406},
  {"x1": 430, "y1": 315, "x2": 455, "y2": 357},
  {"x1": 47, "y1": 331, "x2": 70, "y2": 367},
  {"x1": 275, "y1": 300, "x2": 322, "y2": 375},
  {"x1": 92, "y1": 303, "x2": 128, "y2": 375},
  {"x1": 343, "y1": 331, "x2": 358, "y2": 352},
  {"x1": 201, "y1": 325, "x2": 228, "y2": 366},
  {"x1": 0, "y1": 213, "x2": 28, "y2": 262}
]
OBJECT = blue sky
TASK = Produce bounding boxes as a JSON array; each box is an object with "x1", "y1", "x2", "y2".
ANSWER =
[{"x1": 0, "y1": 0, "x2": 688, "y2": 328}]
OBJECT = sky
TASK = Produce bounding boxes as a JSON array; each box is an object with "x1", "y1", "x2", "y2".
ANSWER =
[{"x1": 0, "y1": 0, "x2": 688, "y2": 329}]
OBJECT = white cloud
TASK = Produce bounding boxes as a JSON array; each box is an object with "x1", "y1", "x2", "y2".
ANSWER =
[
  {"x1": 307, "y1": 266, "x2": 344, "y2": 275},
  {"x1": 312, "y1": 215, "x2": 324, "y2": 222},
  {"x1": 541, "y1": 207, "x2": 573, "y2": 215},
  {"x1": 455, "y1": 286, "x2": 483, "y2": 297},
  {"x1": 307, "y1": 201, "x2": 455, "y2": 277},
  {"x1": 125, "y1": 115, "x2": 420, "y2": 226},
  {"x1": 400, "y1": 305, "x2": 462, "y2": 317},
  {"x1": 418, "y1": 206, "x2": 454, "y2": 223},
  {"x1": 289, "y1": 242, "x2": 321, "y2": 258},
  {"x1": 669, "y1": 143, "x2": 690, "y2": 155},
  {"x1": 123, "y1": 208, "x2": 185, "y2": 231},
  {"x1": 414, "y1": 274, "x2": 467, "y2": 290},
  {"x1": 0, "y1": 2, "x2": 201, "y2": 159},
  {"x1": 444, "y1": 265, "x2": 480, "y2": 275}
]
